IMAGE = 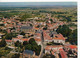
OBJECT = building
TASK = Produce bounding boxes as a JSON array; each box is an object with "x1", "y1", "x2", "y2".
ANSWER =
[
  {"x1": 6, "y1": 40, "x2": 12, "y2": 46},
  {"x1": 59, "y1": 48, "x2": 68, "y2": 58},
  {"x1": 52, "y1": 33, "x2": 65, "y2": 44},
  {"x1": 43, "y1": 30, "x2": 53, "y2": 43},
  {"x1": 23, "y1": 50, "x2": 35, "y2": 58},
  {"x1": 20, "y1": 26, "x2": 34, "y2": 33},
  {"x1": 34, "y1": 33, "x2": 41, "y2": 45},
  {"x1": 45, "y1": 45, "x2": 63, "y2": 54}
]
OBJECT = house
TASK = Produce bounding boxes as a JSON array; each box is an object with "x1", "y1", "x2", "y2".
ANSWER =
[
  {"x1": 0, "y1": 33, "x2": 5, "y2": 39},
  {"x1": 12, "y1": 37, "x2": 29, "y2": 43},
  {"x1": 21, "y1": 38, "x2": 30, "y2": 42},
  {"x1": 47, "y1": 23, "x2": 59, "y2": 30},
  {"x1": 20, "y1": 26, "x2": 34, "y2": 33},
  {"x1": 34, "y1": 33, "x2": 41, "y2": 45},
  {"x1": 52, "y1": 33, "x2": 65, "y2": 44},
  {"x1": 63, "y1": 45, "x2": 77, "y2": 57},
  {"x1": 6, "y1": 40, "x2": 12, "y2": 46},
  {"x1": 12, "y1": 38, "x2": 22, "y2": 43},
  {"x1": 35, "y1": 38, "x2": 41, "y2": 45},
  {"x1": 43, "y1": 30, "x2": 53, "y2": 43},
  {"x1": 0, "y1": 22, "x2": 4, "y2": 27},
  {"x1": 45, "y1": 45, "x2": 63, "y2": 54},
  {"x1": 64, "y1": 45, "x2": 77, "y2": 52},
  {"x1": 68, "y1": 45, "x2": 77, "y2": 51},
  {"x1": 34, "y1": 33, "x2": 41, "y2": 39},
  {"x1": 17, "y1": 35, "x2": 23, "y2": 39},
  {"x1": 59, "y1": 48, "x2": 68, "y2": 58}
]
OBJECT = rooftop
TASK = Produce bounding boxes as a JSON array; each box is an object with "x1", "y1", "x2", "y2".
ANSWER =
[
  {"x1": 23, "y1": 50, "x2": 34, "y2": 55},
  {"x1": 20, "y1": 26, "x2": 33, "y2": 29},
  {"x1": 53, "y1": 33, "x2": 65, "y2": 40},
  {"x1": 69, "y1": 45, "x2": 77, "y2": 49}
]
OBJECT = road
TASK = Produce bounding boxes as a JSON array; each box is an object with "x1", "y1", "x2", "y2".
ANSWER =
[{"x1": 39, "y1": 31, "x2": 44, "y2": 58}]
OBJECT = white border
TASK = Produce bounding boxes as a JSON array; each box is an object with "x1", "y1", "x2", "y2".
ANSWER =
[{"x1": 78, "y1": 0, "x2": 79, "y2": 58}]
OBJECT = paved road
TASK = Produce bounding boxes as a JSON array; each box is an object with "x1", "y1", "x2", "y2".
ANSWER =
[{"x1": 39, "y1": 31, "x2": 44, "y2": 58}]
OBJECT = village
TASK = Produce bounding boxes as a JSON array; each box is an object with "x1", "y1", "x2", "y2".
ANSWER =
[
  {"x1": 0, "y1": 2, "x2": 77, "y2": 58},
  {"x1": 0, "y1": 12, "x2": 77, "y2": 58}
]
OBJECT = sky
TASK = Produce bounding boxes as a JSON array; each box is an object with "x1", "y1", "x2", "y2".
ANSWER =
[
  {"x1": 0, "y1": 2, "x2": 77, "y2": 7},
  {"x1": 0, "y1": 0, "x2": 77, "y2": 2}
]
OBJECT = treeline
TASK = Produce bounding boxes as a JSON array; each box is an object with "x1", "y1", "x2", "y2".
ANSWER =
[
  {"x1": 39, "y1": 10, "x2": 68, "y2": 14},
  {"x1": 0, "y1": 12, "x2": 19, "y2": 18},
  {"x1": 57, "y1": 15, "x2": 73, "y2": 22},
  {"x1": 0, "y1": 7, "x2": 29, "y2": 11}
]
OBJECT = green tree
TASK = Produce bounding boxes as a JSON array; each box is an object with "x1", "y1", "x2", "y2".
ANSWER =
[
  {"x1": 56, "y1": 25, "x2": 72, "y2": 37},
  {"x1": 22, "y1": 38, "x2": 41, "y2": 56},
  {"x1": 29, "y1": 38, "x2": 37, "y2": 45},
  {"x1": 67, "y1": 29, "x2": 77, "y2": 45},
  {"x1": 25, "y1": 44, "x2": 32, "y2": 50},
  {"x1": 0, "y1": 39, "x2": 6, "y2": 47},
  {"x1": 43, "y1": 26, "x2": 47, "y2": 30},
  {"x1": 50, "y1": 19, "x2": 53, "y2": 24},
  {"x1": 15, "y1": 41, "x2": 21, "y2": 47},
  {"x1": 20, "y1": 31, "x2": 25, "y2": 36},
  {"x1": 23, "y1": 41, "x2": 28, "y2": 46},
  {"x1": 5, "y1": 33, "x2": 13, "y2": 40},
  {"x1": 66, "y1": 17, "x2": 71, "y2": 22},
  {"x1": 20, "y1": 14, "x2": 31, "y2": 21}
]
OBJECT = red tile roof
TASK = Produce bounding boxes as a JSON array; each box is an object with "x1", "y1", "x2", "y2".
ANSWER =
[
  {"x1": 3, "y1": 22, "x2": 6, "y2": 24},
  {"x1": 35, "y1": 38, "x2": 41, "y2": 42},
  {"x1": 21, "y1": 39, "x2": 29, "y2": 41},
  {"x1": 59, "y1": 48, "x2": 67, "y2": 58},
  {"x1": 69, "y1": 45, "x2": 77, "y2": 49},
  {"x1": 53, "y1": 33, "x2": 65, "y2": 40},
  {"x1": 45, "y1": 45, "x2": 62, "y2": 50},
  {"x1": 51, "y1": 51, "x2": 54, "y2": 55},
  {"x1": 43, "y1": 30, "x2": 52, "y2": 40},
  {"x1": 6, "y1": 40, "x2": 12, "y2": 42},
  {"x1": 12, "y1": 38, "x2": 20, "y2": 39}
]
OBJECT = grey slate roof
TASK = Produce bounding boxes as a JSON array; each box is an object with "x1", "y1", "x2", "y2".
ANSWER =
[
  {"x1": 23, "y1": 50, "x2": 34, "y2": 55},
  {"x1": 20, "y1": 26, "x2": 33, "y2": 29}
]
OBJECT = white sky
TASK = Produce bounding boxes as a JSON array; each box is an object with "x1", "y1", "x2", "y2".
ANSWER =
[{"x1": 0, "y1": 0, "x2": 77, "y2": 2}]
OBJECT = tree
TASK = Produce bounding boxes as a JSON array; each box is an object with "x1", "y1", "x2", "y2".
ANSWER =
[
  {"x1": 31, "y1": 45, "x2": 40, "y2": 55},
  {"x1": 20, "y1": 31, "x2": 25, "y2": 35},
  {"x1": 43, "y1": 25, "x2": 47, "y2": 30},
  {"x1": 20, "y1": 14, "x2": 31, "y2": 21},
  {"x1": 15, "y1": 41, "x2": 21, "y2": 47},
  {"x1": 25, "y1": 44, "x2": 32, "y2": 50},
  {"x1": 56, "y1": 25, "x2": 72, "y2": 37},
  {"x1": 0, "y1": 39, "x2": 6, "y2": 47},
  {"x1": 36, "y1": 25, "x2": 40, "y2": 28},
  {"x1": 67, "y1": 29, "x2": 77, "y2": 45},
  {"x1": 66, "y1": 17, "x2": 71, "y2": 22},
  {"x1": 23, "y1": 38, "x2": 41, "y2": 56},
  {"x1": 5, "y1": 33, "x2": 13, "y2": 40},
  {"x1": 29, "y1": 38, "x2": 37, "y2": 45},
  {"x1": 43, "y1": 26, "x2": 47, "y2": 30},
  {"x1": 50, "y1": 19, "x2": 53, "y2": 24},
  {"x1": 23, "y1": 41, "x2": 28, "y2": 46}
]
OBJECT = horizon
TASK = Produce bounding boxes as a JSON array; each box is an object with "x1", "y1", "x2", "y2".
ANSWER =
[{"x1": 0, "y1": 2, "x2": 77, "y2": 7}]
